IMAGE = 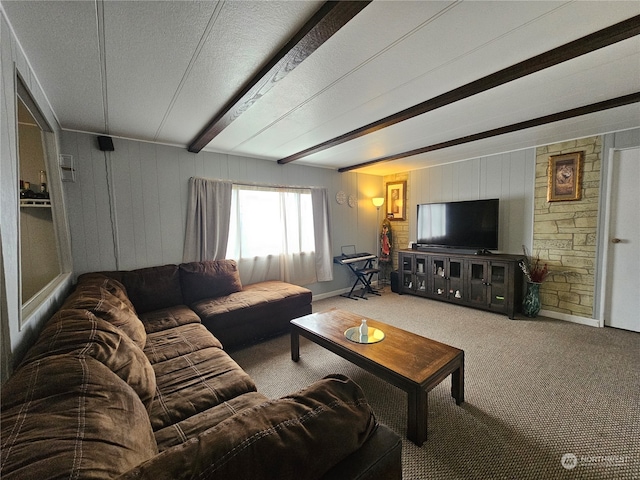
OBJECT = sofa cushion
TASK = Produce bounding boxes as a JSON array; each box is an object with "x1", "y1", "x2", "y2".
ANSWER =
[
  {"x1": 143, "y1": 323, "x2": 223, "y2": 365},
  {"x1": 19, "y1": 309, "x2": 156, "y2": 409},
  {"x1": 138, "y1": 305, "x2": 202, "y2": 334},
  {"x1": 1, "y1": 355, "x2": 157, "y2": 480},
  {"x1": 62, "y1": 283, "x2": 147, "y2": 349},
  {"x1": 153, "y1": 391, "x2": 269, "y2": 451},
  {"x1": 192, "y1": 280, "x2": 311, "y2": 319},
  {"x1": 117, "y1": 374, "x2": 377, "y2": 480},
  {"x1": 191, "y1": 280, "x2": 312, "y2": 347},
  {"x1": 179, "y1": 259, "x2": 243, "y2": 305},
  {"x1": 118, "y1": 264, "x2": 184, "y2": 314},
  {"x1": 76, "y1": 273, "x2": 137, "y2": 313},
  {"x1": 149, "y1": 347, "x2": 257, "y2": 431}
]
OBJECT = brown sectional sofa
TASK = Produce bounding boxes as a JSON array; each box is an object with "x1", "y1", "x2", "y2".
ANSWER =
[
  {"x1": 1, "y1": 260, "x2": 402, "y2": 479},
  {"x1": 91, "y1": 260, "x2": 314, "y2": 349}
]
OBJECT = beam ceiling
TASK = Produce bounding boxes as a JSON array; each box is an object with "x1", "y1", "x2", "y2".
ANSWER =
[
  {"x1": 279, "y1": 14, "x2": 640, "y2": 169},
  {"x1": 3, "y1": 1, "x2": 638, "y2": 175},
  {"x1": 188, "y1": 0, "x2": 372, "y2": 153},
  {"x1": 338, "y1": 92, "x2": 640, "y2": 172}
]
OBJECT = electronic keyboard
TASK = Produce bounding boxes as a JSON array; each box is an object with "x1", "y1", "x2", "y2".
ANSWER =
[{"x1": 334, "y1": 253, "x2": 376, "y2": 264}]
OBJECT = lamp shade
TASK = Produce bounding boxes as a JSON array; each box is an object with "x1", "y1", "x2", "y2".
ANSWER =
[{"x1": 372, "y1": 197, "x2": 384, "y2": 207}]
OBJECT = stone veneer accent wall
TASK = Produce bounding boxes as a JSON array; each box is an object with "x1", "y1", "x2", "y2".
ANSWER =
[
  {"x1": 533, "y1": 136, "x2": 602, "y2": 318},
  {"x1": 383, "y1": 173, "x2": 409, "y2": 272}
]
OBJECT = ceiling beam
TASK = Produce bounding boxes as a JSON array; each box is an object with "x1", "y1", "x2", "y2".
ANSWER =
[
  {"x1": 337, "y1": 92, "x2": 640, "y2": 172},
  {"x1": 279, "y1": 14, "x2": 640, "y2": 165},
  {"x1": 188, "y1": 0, "x2": 372, "y2": 153}
]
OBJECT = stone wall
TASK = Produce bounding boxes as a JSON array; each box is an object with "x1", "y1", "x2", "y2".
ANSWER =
[{"x1": 533, "y1": 136, "x2": 602, "y2": 318}]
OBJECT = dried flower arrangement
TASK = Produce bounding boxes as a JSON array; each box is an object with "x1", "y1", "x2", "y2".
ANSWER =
[
  {"x1": 519, "y1": 252, "x2": 548, "y2": 283},
  {"x1": 519, "y1": 245, "x2": 572, "y2": 283}
]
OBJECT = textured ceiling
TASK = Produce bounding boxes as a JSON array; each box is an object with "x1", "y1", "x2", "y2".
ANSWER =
[{"x1": 2, "y1": 0, "x2": 639, "y2": 176}]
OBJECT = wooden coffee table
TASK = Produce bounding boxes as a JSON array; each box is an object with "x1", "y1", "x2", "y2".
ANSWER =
[{"x1": 290, "y1": 309, "x2": 464, "y2": 446}]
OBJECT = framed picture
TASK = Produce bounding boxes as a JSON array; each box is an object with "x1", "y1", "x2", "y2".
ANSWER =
[
  {"x1": 547, "y1": 152, "x2": 583, "y2": 202},
  {"x1": 386, "y1": 181, "x2": 406, "y2": 220}
]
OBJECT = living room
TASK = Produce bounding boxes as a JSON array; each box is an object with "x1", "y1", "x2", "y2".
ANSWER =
[{"x1": 1, "y1": 2, "x2": 639, "y2": 478}]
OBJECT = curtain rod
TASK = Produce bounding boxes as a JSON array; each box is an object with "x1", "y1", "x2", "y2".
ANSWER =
[{"x1": 189, "y1": 176, "x2": 325, "y2": 191}]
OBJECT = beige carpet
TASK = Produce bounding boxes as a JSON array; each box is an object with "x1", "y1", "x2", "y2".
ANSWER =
[{"x1": 230, "y1": 288, "x2": 640, "y2": 479}]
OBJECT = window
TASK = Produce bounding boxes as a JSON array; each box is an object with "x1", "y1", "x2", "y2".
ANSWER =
[
  {"x1": 18, "y1": 96, "x2": 61, "y2": 302},
  {"x1": 227, "y1": 185, "x2": 316, "y2": 285},
  {"x1": 183, "y1": 178, "x2": 332, "y2": 285},
  {"x1": 16, "y1": 77, "x2": 71, "y2": 325}
]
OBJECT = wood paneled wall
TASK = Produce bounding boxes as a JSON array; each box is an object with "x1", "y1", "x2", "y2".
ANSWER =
[
  {"x1": 60, "y1": 132, "x2": 382, "y2": 296},
  {"x1": 61, "y1": 131, "x2": 536, "y2": 299},
  {"x1": 408, "y1": 150, "x2": 536, "y2": 254}
]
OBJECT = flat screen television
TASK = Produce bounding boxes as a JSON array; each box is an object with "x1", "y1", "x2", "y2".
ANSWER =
[{"x1": 416, "y1": 198, "x2": 499, "y2": 251}]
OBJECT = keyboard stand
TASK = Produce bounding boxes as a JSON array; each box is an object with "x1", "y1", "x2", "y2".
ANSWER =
[{"x1": 334, "y1": 255, "x2": 381, "y2": 300}]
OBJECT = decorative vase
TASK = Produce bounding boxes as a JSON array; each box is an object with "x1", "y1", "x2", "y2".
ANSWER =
[
  {"x1": 522, "y1": 282, "x2": 542, "y2": 318},
  {"x1": 359, "y1": 319, "x2": 368, "y2": 337}
]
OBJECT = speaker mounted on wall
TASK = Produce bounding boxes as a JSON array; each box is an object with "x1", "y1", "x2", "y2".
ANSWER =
[{"x1": 97, "y1": 135, "x2": 114, "y2": 151}]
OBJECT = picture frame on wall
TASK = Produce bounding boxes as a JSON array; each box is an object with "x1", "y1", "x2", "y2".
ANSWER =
[
  {"x1": 386, "y1": 181, "x2": 406, "y2": 220},
  {"x1": 547, "y1": 152, "x2": 583, "y2": 202}
]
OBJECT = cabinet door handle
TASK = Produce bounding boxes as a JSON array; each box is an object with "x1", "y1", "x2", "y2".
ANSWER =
[{"x1": 611, "y1": 238, "x2": 622, "y2": 244}]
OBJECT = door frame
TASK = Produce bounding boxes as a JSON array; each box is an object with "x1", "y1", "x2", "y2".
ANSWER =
[{"x1": 596, "y1": 132, "x2": 640, "y2": 328}]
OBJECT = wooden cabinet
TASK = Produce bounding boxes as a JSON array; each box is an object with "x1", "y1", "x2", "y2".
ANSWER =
[
  {"x1": 429, "y1": 256, "x2": 464, "y2": 303},
  {"x1": 466, "y1": 260, "x2": 512, "y2": 313},
  {"x1": 400, "y1": 253, "x2": 426, "y2": 295},
  {"x1": 397, "y1": 249, "x2": 523, "y2": 318}
]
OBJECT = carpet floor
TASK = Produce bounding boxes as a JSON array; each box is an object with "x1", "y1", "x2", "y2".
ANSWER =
[{"x1": 230, "y1": 288, "x2": 640, "y2": 479}]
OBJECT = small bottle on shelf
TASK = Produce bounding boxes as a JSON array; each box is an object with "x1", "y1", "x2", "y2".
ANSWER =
[{"x1": 39, "y1": 170, "x2": 47, "y2": 193}]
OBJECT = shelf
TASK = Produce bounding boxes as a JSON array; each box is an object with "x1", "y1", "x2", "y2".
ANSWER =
[
  {"x1": 20, "y1": 198, "x2": 51, "y2": 208},
  {"x1": 398, "y1": 249, "x2": 523, "y2": 319}
]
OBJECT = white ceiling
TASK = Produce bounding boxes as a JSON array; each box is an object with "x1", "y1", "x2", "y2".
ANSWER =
[{"x1": 2, "y1": 0, "x2": 639, "y2": 176}]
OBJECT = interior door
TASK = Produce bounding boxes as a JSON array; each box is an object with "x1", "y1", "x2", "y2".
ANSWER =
[{"x1": 604, "y1": 148, "x2": 640, "y2": 332}]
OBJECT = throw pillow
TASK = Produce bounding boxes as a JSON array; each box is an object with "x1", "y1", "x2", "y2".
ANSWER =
[
  {"x1": 119, "y1": 264, "x2": 184, "y2": 314},
  {"x1": 179, "y1": 259, "x2": 243, "y2": 306}
]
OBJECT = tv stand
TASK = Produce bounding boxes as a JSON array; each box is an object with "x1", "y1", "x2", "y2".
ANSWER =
[{"x1": 398, "y1": 249, "x2": 523, "y2": 319}]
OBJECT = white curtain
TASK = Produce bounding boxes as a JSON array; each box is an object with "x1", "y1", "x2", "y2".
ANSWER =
[
  {"x1": 227, "y1": 185, "x2": 313, "y2": 285},
  {"x1": 227, "y1": 185, "x2": 333, "y2": 286},
  {"x1": 182, "y1": 177, "x2": 232, "y2": 262},
  {"x1": 311, "y1": 187, "x2": 333, "y2": 282},
  {"x1": 183, "y1": 179, "x2": 333, "y2": 285}
]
